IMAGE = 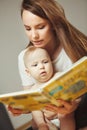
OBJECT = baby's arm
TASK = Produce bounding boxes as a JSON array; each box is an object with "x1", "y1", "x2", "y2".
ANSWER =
[
  {"x1": 32, "y1": 111, "x2": 49, "y2": 130},
  {"x1": 32, "y1": 111, "x2": 46, "y2": 126}
]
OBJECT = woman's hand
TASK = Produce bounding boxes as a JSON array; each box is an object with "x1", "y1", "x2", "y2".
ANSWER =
[
  {"x1": 45, "y1": 98, "x2": 81, "y2": 116},
  {"x1": 8, "y1": 105, "x2": 30, "y2": 116}
]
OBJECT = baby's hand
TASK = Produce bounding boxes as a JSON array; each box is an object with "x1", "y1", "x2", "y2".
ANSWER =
[{"x1": 42, "y1": 109, "x2": 57, "y2": 120}]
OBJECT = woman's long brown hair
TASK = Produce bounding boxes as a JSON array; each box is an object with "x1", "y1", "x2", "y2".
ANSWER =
[{"x1": 21, "y1": 0, "x2": 87, "y2": 62}]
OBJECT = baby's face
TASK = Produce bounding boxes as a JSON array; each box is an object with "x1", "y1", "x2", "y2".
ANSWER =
[{"x1": 26, "y1": 49, "x2": 53, "y2": 83}]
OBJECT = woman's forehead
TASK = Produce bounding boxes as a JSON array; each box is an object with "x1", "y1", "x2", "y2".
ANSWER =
[{"x1": 22, "y1": 10, "x2": 48, "y2": 26}]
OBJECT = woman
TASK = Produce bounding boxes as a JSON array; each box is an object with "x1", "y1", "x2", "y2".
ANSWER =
[{"x1": 9, "y1": 0, "x2": 87, "y2": 129}]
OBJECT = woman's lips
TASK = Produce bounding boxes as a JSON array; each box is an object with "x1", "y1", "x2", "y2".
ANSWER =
[{"x1": 33, "y1": 40, "x2": 43, "y2": 45}]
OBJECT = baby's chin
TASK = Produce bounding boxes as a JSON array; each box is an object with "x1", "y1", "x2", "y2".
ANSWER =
[{"x1": 38, "y1": 75, "x2": 53, "y2": 83}]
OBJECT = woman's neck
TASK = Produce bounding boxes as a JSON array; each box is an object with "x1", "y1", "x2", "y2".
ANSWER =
[{"x1": 45, "y1": 41, "x2": 62, "y2": 60}]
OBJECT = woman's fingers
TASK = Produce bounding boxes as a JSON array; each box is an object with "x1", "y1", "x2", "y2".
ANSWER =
[
  {"x1": 45, "y1": 99, "x2": 81, "y2": 115},
  {"x1": 8, "y1": 105, "x2": 23, "y2": 116},
  {"x1": 73, "y1": 97, "x2": 82, "y2": 103}
]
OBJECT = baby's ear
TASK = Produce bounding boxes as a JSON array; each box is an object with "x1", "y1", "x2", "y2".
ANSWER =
[{"x1": 25, "y1": 68, "x2": 30, "y2": 76}]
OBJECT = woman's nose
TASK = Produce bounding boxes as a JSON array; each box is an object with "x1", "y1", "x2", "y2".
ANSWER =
[{"x1": 32, "y1": 30, "x2": 39, "y2": 40}]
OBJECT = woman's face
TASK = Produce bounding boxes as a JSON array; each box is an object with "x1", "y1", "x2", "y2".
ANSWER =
[{"x1": 22, "y1": 10, "x2": 55, "y2": 48}]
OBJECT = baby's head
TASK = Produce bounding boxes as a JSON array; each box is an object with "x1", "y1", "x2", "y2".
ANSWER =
[{"x1": 24, "y1": 46, "x2": 54, "y2": 83}]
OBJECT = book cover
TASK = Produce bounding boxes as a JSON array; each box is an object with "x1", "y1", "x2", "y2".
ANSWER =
[{"x1": 0, "y1": 56, "x2": 87, "y2": 112}]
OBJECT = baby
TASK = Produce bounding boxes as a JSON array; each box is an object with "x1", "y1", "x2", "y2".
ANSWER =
[{"x1": 23, "y1": 46, "x2": 59, "y2": 130}]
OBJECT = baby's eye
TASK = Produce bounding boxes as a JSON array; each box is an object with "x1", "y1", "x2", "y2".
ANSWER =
[{"x1": 32, "y1": 64, "x2": 37, "y2": 67}]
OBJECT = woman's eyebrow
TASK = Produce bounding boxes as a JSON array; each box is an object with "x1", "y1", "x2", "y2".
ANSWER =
[
  {"x1": 24, "y1": 25, "x2": 30, "y2": 28},
  {"x1": 24, "y1": 22, "x2": 46, "y2": 28}
]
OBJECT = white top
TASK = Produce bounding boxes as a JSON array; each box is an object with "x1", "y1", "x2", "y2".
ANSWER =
[{"x1": 18, "y1": 48, "x2": 73, "y2": 87}]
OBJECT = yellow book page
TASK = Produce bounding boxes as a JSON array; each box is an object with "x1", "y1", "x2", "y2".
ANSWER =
[
  {"x1": 43, "y1": 58, "x2": 87, "y2": 106},
  {"x1": 0, "y1": 92, "x2": 52, "y2": 112},
  {"x1": 0, "y1": 57, "x2": 87, "y2": 110}
]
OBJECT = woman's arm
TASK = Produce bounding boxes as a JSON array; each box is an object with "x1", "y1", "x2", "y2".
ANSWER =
[
  {"x1": 45, "y1": 99, "x2": 81, "y2": 130},
  {"x1": 59, "y1": 112, "x2": 75, "y2": 130}
]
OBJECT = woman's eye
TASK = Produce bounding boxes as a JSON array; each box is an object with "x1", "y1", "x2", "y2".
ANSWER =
[
  {"x1": 26, "y1": 28, "x2": 31, "y2": 31},
  {"x1": 38, "y1": 25, "x2": 45, "y2": 29},
  {"x1": 25, "y1": 26, "x2": 31, "y2": 31},
  {"x1": 43, "y1": 61, "x2": 48, "y2": 64}
]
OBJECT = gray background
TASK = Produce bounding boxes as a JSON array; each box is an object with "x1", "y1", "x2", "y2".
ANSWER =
[
  {"x1": 0, "y1": 0, "x2": 87, "y2": 94},
  {"x1": 0, "y1": 0, "x2": 87, "y2": 129}
]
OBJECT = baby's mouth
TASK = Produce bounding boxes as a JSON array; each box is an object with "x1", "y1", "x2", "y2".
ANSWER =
[{"x1": 40, "y1": 71, "x2": 46, "y2": 76}]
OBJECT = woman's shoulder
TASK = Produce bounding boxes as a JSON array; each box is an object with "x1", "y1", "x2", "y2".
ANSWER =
[
  {"x1": 53, "y1": 48, "x2": 73, "y2": 71},
  {"x1": 18, "y1": 48, "x2": 28, "y2": 60}
]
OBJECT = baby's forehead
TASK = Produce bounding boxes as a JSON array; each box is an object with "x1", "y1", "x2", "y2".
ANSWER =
[
  {"x1": 29, "y1": 48, "x2": 50, "y2": 60},
  {"x1": 30, "y1": 48, "x2": 48, "y2": 56},
  {"x1": 35, "y1": 48, "x2": 47, "y2": 54}
]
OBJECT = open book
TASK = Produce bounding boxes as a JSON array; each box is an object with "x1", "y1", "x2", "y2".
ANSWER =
[{"x1": 0, "y1": 56, "x2": 87, "y2": 112}]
